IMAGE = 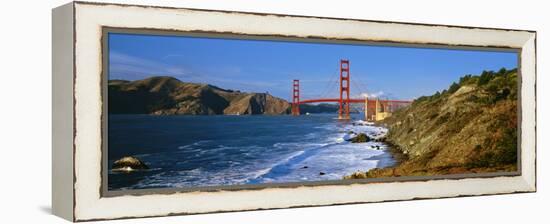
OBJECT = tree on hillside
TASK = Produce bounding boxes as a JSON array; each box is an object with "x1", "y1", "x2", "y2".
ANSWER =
[
  {"x1": 448, "y1": 82, "x2": 460, "y2": 94},
  {"x1": 478, "y1": 70, "x2": 494, "y2": 86},
  {"x1": 498, "y1": 67, "x2": 507, "y2": 76}
]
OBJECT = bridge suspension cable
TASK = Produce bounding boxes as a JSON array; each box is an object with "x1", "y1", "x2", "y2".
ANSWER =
[
  {"x1": 319, "y1": 72, "x2": 339, "y2": 99},
  {"x1": 290, "y1": 59, "x2": 412, "y2": 120}
]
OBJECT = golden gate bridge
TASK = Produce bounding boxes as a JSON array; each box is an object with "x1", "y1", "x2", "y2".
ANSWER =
[{"x1": 291, "y1": 59, "x2": 412, "y2": 121}]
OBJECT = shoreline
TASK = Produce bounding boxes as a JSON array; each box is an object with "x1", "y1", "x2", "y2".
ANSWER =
[
  {"x1": 344, "y1": 123, "x2": 518, "y2": 179},
  {"x1": 342, "y1": 121, "x2": 405, "y2": 179},
  {"x1": 383, "y1": 140, "x2": 409, "y2": 165}
]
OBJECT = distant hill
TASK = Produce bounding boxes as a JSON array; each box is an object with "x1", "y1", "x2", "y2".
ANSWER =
[
  {"x1": 351, "y1": 68, "x2": 519, "y2": 178},
  {"x1": 299, "y1": 103, "x2": 338, "y2": 114},
  {"x1": 108, "y1": 76, "x2": 292, "y2": 115}
]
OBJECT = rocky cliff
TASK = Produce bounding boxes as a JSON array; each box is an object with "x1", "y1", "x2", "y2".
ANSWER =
[
  {"x1": 348, "y1": 68, "x2": 519, "y2": 178},
  {"x1": 108, "y1": 76, "x2": 291, "y2": 115}
]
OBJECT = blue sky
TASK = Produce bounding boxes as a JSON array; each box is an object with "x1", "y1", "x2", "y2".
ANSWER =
[{"x1": 109, "y1": 33, "x2": 518, "y2": 101}]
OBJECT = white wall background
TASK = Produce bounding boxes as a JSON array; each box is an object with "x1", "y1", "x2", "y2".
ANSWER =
[{"x1": 0, "y1": 0, "x2": 547, "y2": 223}]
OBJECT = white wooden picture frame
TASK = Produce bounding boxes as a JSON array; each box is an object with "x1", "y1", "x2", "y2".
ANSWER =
[{"x1": 52, "y1": 1, "x2": 536, "y2": 221}]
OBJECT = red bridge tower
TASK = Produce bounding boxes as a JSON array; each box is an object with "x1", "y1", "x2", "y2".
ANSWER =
[
  {"x1": 338, "y1": 59, "x2": 351, "y2": 120},
  {"x1": 291, "y1": 79, "x2": 300, "y2": 116},
  {"x1": 290, "y1": 59, "x2": 411, "y2": 119}
]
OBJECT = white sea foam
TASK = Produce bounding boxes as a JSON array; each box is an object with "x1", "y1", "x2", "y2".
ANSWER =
[
  {"x1": 127, "y1": 118, "x2": 395, "y2": 189},
  {"x1": 177, "y1": 140, "x2": 213, "y2": 150},
  {"x1": 250, "y1": 119, "x2": 395, "y2": 183}
]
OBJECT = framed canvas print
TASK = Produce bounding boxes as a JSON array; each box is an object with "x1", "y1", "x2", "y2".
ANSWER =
[{"x1": 52, "y1": 1, "x2": 537, "y2": 222}]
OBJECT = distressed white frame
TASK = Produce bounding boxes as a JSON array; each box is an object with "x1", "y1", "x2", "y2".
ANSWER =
[{"x1": 53, "y1": 1, "x2": 536, "y2": 221}]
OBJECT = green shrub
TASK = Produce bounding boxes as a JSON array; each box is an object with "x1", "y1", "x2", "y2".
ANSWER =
[
  {"x1": 448, "y1": 82, "x2": 460, "y2": 94},
  {"x1": 459, "y1": 74, "x2": 475, "y2": 85},
  {"x1": 468, "y1": 122, "x2": 517, "y2": 168},
  {"x1": 430, "y1": 91, "x2": 441, "y2": 100},
  {"x1": 477, "y1": 70, "x2": 494, "y2": 86},
  {"x1": 414, "y1": 96, "x2": 429, "y2": 105},
  {"x1": 466, "y1": 94, "x2": 479, "y2": 102},
  {"x1": 494, "y1": 128, "x2": 517, "y2": 164},
  {"x1": 428, "y1": 112, "x2": 439, "y2": 120},
  {"x1": 435, "y1": 112, "x2": 451, "y2": 125},
  {"x1": 414, "y1": 68, "x2": 516, "y2": 107}
]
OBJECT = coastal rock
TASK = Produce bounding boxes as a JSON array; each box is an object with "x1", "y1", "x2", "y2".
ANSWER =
[
  {"x1": 349, "y1": 133, "x2": 371, "y2": 143},
  {"x1": 375, "y1": 137, "x2": 387, "y2": 142},
  {"x1": 112, "y1": 156, "x2": 149, "y2": 171},
  {"x1": 223, "y1": 93, "x2": 289, "y2": 115},
  {"x1": 343, "y1": 171, "x2": 367, "y2": 179}
]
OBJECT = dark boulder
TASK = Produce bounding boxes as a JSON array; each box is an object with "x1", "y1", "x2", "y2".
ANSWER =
[
  {"x1": 112, "y1": 156, "x2": 149, "y2": 171},
  {"x1": 350, "y1": 133, "x2": 371, "y2": 143},
  {"x1": 375, "y1": 137, "x2": 387, "y2": 142}
]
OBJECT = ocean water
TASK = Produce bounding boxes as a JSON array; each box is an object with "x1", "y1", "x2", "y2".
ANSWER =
[{"x1": 108, "y1": 114, "x2": 395, "y2": 190}]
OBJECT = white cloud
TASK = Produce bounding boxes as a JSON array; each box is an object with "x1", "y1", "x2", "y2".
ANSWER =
[
  {"x1": 109, "y1": 51, "x2": 190, "y2": 79},
  {"x1": 359, "y1": 91, "x2": 385, "y2": 98},
  {"x1": 109, "y1": 51, "x2": 284, "y2": 90}
]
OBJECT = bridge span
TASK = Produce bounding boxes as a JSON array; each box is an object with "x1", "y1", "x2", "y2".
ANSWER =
[{"x1": 291, "y1": 60, "x2": 412, "y2": 121}]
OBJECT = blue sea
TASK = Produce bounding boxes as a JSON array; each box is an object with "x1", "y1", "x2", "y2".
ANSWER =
[{"x1": 108, "y1": 114, "x2": 395, "y2": 190}]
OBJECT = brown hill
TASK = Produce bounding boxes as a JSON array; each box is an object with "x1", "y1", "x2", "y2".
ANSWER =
[
  {"x1": 108, "y1": 76, "x2": 291, "y2": 115},
  {"x1": 346, "y1": 68, "x2": 519, "y2": 178}
]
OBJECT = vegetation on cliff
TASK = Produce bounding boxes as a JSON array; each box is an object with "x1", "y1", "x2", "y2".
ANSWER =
[{"x1": 346, "y1": 68, "x2": 519, "y2": 178}]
